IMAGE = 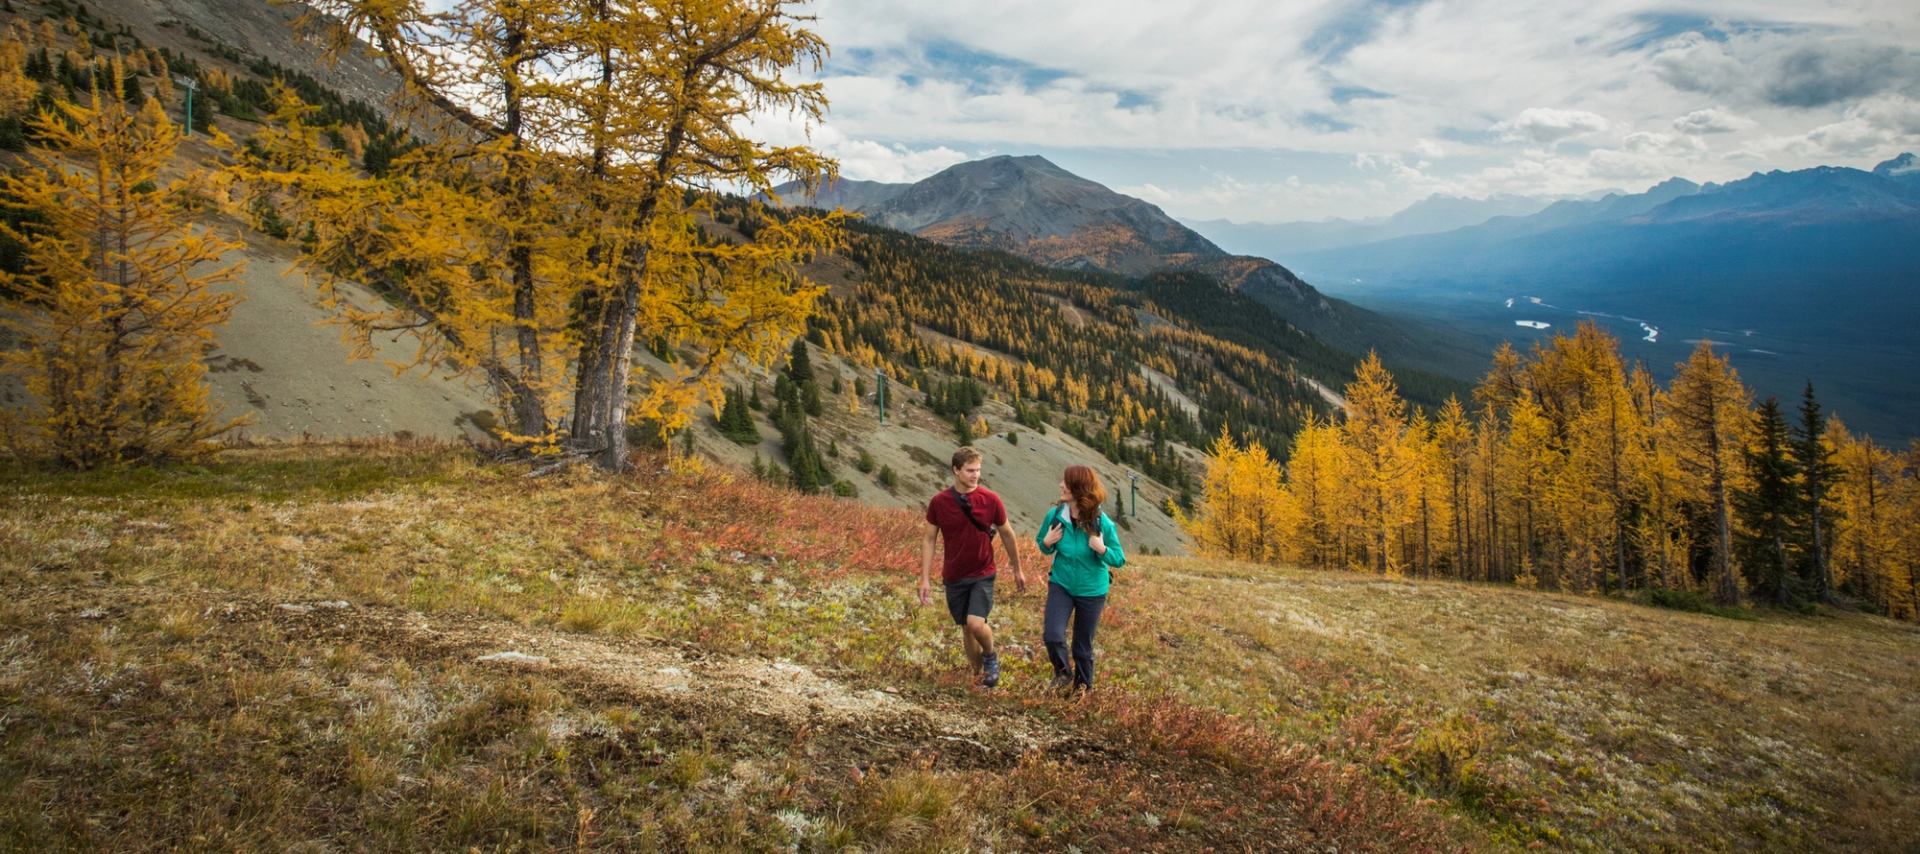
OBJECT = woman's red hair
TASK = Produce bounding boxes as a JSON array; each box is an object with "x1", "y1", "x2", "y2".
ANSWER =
[{"x1": 1063, "y1": 465, "x2": 1106, "y2": 533}]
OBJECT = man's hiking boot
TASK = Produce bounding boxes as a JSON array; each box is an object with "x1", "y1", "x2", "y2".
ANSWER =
[{"x1": 981, "y1": 652, "x2": 1001, "y2": 688}]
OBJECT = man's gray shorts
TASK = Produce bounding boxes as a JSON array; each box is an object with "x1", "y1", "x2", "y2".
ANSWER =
[{"x1": 944, "y1": 575, "x2": 995, "y2": 626}]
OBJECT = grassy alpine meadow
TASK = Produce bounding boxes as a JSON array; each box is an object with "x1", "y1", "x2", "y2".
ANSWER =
[{"x1": 0, "y1": 442, "x2": 1913, "y2": 851}]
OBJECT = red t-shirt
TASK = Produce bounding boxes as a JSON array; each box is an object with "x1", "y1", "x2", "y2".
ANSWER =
[{"x1": 925, "y1": 486, "x2": 1007, "y2": 584}]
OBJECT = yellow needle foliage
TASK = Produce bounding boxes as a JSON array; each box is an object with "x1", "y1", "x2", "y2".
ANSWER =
[
  {"x1": 1180, "y1": 320, "x2": 1920, "y2": 621},
  {"x1": 1178, "y1": 425, "x2": 1295, "y2": 564},
  {"x1": 241, "y1": 0, "x2": 843, "y2": 469},
  {"x1": 0, "y1": 28, "x2": 36, "y2": 120},
  {"x1": 0, "y1": 66, "x2": 245, "y2": 468}
]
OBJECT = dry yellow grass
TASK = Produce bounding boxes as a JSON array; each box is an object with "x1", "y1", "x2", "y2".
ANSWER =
[
  {"x1": 0, "y1": 443, "x2": 1913, "y2": 850},
  {"x1": 1086, "y1": 558, "x2": 1920, "y2": 849}
]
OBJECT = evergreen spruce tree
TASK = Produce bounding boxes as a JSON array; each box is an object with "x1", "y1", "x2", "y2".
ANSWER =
[
  {"x1": 787, "y1": 337, "x2": 813, "y2": 384},
  {"x1": 773, "y1": 373, "x2": 797, "y2": 419},
  {"x1": 1734, "y1": 397, "x2": 1802, "y2": 605},
  {"x1": 121, "y1": 72, "x2": 143, "y2": 109},
  {"x1": 718, "y1": 386, "x2": 758, "y2": 444},
  {"x1": 773, "y1": 392, "x2": 826, "y2": 493},
  {"x1": 802, "y1": 378, "x2": 822, "y2": 417},
  {"x1": 786, "y1": 340, "x2": 822, "y2": 416},
  {"x1": 1793, "y1": 382, "x2": 1841, "y2": 603}
]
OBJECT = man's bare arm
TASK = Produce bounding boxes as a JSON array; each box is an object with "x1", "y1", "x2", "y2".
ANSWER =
[
  {"x1": 918, "y1": 524, "x2": 939, "y2": 605},
  {"x1": 998, "y1": 525, "x2": 1028, "y2": 592}
]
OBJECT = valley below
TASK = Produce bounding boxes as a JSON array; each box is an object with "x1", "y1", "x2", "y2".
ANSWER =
[{"x1": 1310, "y1": 277, "x2": 1920, "y2": 443}]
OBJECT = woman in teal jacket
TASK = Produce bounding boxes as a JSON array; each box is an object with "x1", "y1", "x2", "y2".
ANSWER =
[{"x1": 1036, "y1": 465, "x2": 1125, "y2": 690}]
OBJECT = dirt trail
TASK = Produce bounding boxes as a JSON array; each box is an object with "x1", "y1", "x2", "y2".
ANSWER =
[
  {"x1": 1302, "y1": 376, "x2": 1349, "y2": 412},
  {"x1": 252, "y1": 595, "x2": 1068, "y2": 766}
]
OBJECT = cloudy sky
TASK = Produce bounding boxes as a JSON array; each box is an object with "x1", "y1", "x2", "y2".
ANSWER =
[{"x1": 750, "y1": 0, "x2": 1920, "y2": 223}]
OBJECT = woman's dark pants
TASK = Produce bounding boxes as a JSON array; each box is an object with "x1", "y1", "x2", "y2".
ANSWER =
[{"x1": 1043, "y1": 582, "x2": 1107, "y2": 688}]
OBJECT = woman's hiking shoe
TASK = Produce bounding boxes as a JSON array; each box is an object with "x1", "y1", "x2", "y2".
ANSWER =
[
  {"x1": 981, "y1": 652, "x2": 1001, "y2": 688},
  {"x1": 1048, "y1": 673, "x2": 1072, "y2": 691}
]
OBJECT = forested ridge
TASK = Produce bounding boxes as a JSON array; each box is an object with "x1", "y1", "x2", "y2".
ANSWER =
[
  {"x1": 745, "y1": 205, "x2": 1471, "y2": 489},
  {"x1": 1186, "y1": 321, "x2": 1920, "y2": 621}
]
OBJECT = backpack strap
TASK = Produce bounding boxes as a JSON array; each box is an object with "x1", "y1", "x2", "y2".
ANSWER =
[{"x1": 950, "y1": 489, "x2": 999, "y2": 538}]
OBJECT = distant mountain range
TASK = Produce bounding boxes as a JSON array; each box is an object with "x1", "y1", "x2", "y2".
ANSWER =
[
  {"x1": 1287, "y1": 153, "x2": 1920, "y2": 440},
  {"x1": 1185, "y1": 193, "x2": 1559, "y2": 257},
  {"x1": 766, "y1": 156, "x2": 1487, "y2": 379},
  {"x1": 1290, "y1": 154, "x2": 1920, "y2": 326},
  {"x1": 768, "y1": 151, "x2": 1920, "y2": 438}
]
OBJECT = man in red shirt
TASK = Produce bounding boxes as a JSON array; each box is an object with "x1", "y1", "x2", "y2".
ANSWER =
[{"x1": 919, "y1": 446, "x2": 1028, "y2": 688}]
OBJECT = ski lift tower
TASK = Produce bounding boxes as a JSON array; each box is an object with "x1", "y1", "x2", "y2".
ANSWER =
[{"x1": 177, "y1": 76, "x2": 198, "y2": 134}]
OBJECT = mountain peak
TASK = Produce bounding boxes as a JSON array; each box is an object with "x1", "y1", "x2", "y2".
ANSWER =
[
  {"x1": 980, "y1": 153, "x2": 1060, "y2": 168},
  {"x1": 938, "y1": 154, "x2": 1078, "y2": 181},
  {"x1": 1648, "y1": 176, "x2": 1701, "y2": 195},
  {"x1": 1873, "y1": 152, "x2": 1919, "y2": 177},
  {"x1": 864, "y1": 155, "x2": 1222, "y2": 273}
]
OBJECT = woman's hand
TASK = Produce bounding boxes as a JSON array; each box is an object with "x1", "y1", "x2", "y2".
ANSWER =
[
  {"x1": 1043, "y1": 522, "x2": 1064, "y2": 548},
  {"x1": 1087, "y1": 532, "x2": 1105, "y2": 555}
]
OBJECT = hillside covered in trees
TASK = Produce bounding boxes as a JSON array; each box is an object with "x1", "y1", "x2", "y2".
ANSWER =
[
  {"x1": 1185, "y1": 322, "x2": 1920, "y2": 622},
  {"x1": 0, "y1": 0, "x2": 1463, "y2": 505}
]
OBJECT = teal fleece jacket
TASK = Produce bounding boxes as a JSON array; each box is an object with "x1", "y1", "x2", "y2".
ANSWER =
[{"x1": 1035, "y1": 503, "x2": 1126, "y2": 597}]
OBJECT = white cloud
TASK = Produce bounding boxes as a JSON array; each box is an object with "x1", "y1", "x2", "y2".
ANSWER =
[
  {"x1": 785, "y1": 0, "x2": 1920, "y2": 219},
  {"x1": 1623, "y1": 131, "x2": 1708, "y2": 157},
  {"x1": 739, "y1": 106, "x2": 971, "y2": 183},
  {"x1": 1673, "y1": 107, "x2": 1756, "y2": 135},
  {"x1": 831, "y1": 139, "x2": 971, "y2": 183},
  {"x1": 1354, "y1": 152, "x2": 1427, "y2": 183},
  {"x1": 1650, "y1": 31, "x2": 1920, "y2": 109},
  {"x1": 1751, "y1": 95, "x2": 1920, "y2": 160},
  {"x1": 1492, "y1": 108, "x2": 1611, "y2": 145},
  {"x1": 1116, "y1": 182, "x2": 1174, "y2": 205}
]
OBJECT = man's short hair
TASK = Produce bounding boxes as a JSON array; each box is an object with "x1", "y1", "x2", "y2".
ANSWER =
[{"x1": 951, "y1": 446, "x2": 982, "y2": 470}]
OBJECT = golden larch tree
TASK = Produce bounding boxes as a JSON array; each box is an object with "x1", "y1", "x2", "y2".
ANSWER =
[
  {"x1": 1403, "y1": 410, "x2": 1453, "y2": 578},
  {"x1": 1433, "y1": 395, "x2": 1476, "y2": 578},
  {"x1": 1501, "y1": 390, "x2": 1554, "y2": 587},
  {"x1": 0, "y1": 70, "x2": 245, "y2": 467},
  {"x1": 1281, "y1": 413, "x2": 1349, "y2": 568},
  {"x1": 1182, "y1": 427, "x2": 1292, "y2": 564},
  {"x1": 1342, "y1": 350, "x2": 1413, "y2": 574},
  {"x1": 1660, "y1": 341, "x2": 1752, "y2": 606},
  {"x1": 1552, "y1": 324, "x2": 1645, "y2": 592},
  {"x1": 1827, "y1": 419, "x2": 1906, "y2": 616},
  {"x1": 0, "y1": 29, "x2": 36, "y2": 120},
  {"x1": 263, "y1": 0, "x2": 842, "y2": 469},
  {"x1": 1889, "y1": 440, "x2": 1920, "y2": 619}
]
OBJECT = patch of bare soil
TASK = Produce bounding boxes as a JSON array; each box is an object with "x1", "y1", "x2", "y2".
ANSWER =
[
  {"x1": 63, "y1": 583, "x2": 1069, "y2": 772},
  {"x1": 2, "y1": 570, "x2": 1427, "y2": 850}
]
